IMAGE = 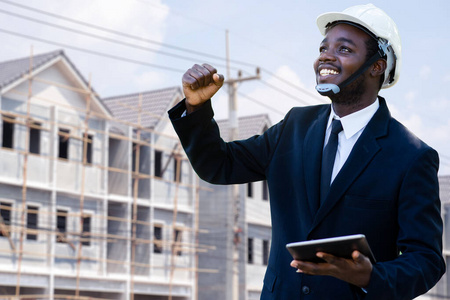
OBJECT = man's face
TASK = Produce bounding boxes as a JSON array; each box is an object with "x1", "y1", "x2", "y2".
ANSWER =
[{"x1": 313, "y1": 23, "x2": 370, "y2": 89}]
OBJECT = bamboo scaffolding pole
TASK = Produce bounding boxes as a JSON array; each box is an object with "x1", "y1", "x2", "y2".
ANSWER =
[
  {"x1": 21, "y1": 74, "x2": 169, "y2": 126},
  {"x1": 0, "y1": 148, "x2": 210, "y2": 195},
  {"x1": 0, "y1": 209, "x2": 212, "y2": 246},
  {"x1": 0, "y1": 293, "x2": 123, "y2": 300},
  {"x1": 129, "y1": 93, "x2": 143, "y2": 300},
  {"x1": 168, "y1": 145, "x2": 182, "y2": 300},
  {"x1": 0, "y1": 247, "x2": 218, "y2": 274},
  {"x1": 0, "y1": 214, "x2": 15, "y2": 250},
  {"x1": 194, "y1": 175, "x2": 201, "y2": 300},
  {"x1": 0, "y1": 203, "x2": 210, "y2": 235},
  {"x1": 0, "y1": 227, "x2": 215, "y2": 254},
  {"x1": 15, "y1": 47, "x2": 34, "y2": 298},
  {"x1": 74, "y1": 74, "x2": 93, "y2": 299},
  {"x1": 1, "y1": 107, "x2": 177, "y2": 151},
  {"x1": 0, "y1": 110, "x2": 217, "y2": 193},
  {"x1": 0, "y1": 93, "x2": 218, "y2": 194},
  {"x1": 5, "y1": 86, "x2": 175, "y2": 141}
]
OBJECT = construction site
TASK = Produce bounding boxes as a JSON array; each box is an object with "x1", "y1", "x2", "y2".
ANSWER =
[
  {"x1": 0, "y1": 50, "x2": 274, "y2": 300},
  {"x1": 2, "y1": 1, "x2": 450, "y2": 299}
]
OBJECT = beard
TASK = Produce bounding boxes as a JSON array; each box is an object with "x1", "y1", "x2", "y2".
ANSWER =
[{"x1": 329, "y1": 73, "x2": 367, "y2": 106}]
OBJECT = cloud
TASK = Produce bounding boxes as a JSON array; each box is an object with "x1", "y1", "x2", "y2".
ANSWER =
[
  {"x1": 16, "y1": 0, "x2": 171, "y2": 96},
  {"x1": 59, "y1": 0, "x2": 169, "y2": 45}
]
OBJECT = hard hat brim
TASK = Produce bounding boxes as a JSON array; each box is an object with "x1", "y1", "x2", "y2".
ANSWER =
[{"x1": 316, "y1": 12, "x2": 377, "y2": 38}]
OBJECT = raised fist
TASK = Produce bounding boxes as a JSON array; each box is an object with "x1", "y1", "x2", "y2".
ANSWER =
[{"x1": 182, "y1": 63, "x2": 224, "y2": 113}]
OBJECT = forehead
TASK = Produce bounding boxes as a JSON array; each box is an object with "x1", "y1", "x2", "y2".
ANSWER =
[{"x1": 322, "y1": 23, "x2": 371, "y2": 46}]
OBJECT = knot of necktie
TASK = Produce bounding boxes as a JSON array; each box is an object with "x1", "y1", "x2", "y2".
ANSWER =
[{"x1": 331, "y1": 119, "x2": 343, "y2": 135}]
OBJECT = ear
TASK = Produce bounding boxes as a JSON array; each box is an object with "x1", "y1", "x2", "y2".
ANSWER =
[{"x1": 370, "y1": 59, "x2": 387, "y2": 77}]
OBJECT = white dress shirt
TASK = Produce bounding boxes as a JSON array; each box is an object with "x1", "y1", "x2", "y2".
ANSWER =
[{"x1": 324, "y1": 99, "x2": 380, "y2": 184}]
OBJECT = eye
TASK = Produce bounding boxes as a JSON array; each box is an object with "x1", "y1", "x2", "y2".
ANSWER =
[
  {"x1": 339, "y1": 46, "x2": 351, "y2": 53},
  {"x1": 319, "y1": 46, "x2": 327, "y2": 53}
]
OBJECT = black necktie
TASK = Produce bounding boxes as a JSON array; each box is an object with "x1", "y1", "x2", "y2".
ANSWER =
[{"x1": 320, "y1": 119, "x2": 343, "y2": 204}]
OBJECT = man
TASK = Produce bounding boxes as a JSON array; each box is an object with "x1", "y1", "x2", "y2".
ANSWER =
[{"x1": 168, "y1": 4, "x2": 445, "y2": 299}]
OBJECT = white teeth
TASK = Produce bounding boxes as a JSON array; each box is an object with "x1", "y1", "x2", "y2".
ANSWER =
[{"x1": 320, "y1": 69, "x2": 339, "y2": 76}]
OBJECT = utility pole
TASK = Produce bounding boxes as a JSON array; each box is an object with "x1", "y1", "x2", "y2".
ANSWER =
[{"x1": 225, "y1": 30, "x2": 260, "y2": 300}]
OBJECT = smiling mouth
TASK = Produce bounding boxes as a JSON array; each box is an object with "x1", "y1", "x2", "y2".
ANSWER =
[{"x1": 319, "y1": 68, "x2": 340, "y2": 76}]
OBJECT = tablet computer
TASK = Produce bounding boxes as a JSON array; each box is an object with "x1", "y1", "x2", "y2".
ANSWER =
[{"x1": 286, "y1": 234, "x2": 376, "y2": 263}]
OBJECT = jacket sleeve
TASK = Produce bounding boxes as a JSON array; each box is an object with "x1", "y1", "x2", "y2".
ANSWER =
[
  {"x1": 168, "y1": 99, "x2": 284, "y2": 184},
  {"x1": 364, "y1": 148, "x2": 445, "y2": 300}
]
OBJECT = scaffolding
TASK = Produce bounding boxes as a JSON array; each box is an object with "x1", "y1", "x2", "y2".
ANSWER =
[{"x1": 0, "y1": 50, "x2": 216, "y2": 300}]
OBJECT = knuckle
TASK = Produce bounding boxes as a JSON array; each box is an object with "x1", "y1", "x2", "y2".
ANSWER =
[{"x1": 202, "y1": 63, "x2": 216, "y2": 72}]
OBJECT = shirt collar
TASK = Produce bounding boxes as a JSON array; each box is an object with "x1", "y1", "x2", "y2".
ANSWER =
[{"x1": 327, "y1": 98, "x2": 380, "y2": 140}]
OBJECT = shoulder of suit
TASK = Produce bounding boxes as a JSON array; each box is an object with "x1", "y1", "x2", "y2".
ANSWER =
[
  {"x1": 388, "y1": 117, "x2": 434, "y2": 151},
  {"x1": 287, "y1": 103, "x2": 329, "y2": 119}
]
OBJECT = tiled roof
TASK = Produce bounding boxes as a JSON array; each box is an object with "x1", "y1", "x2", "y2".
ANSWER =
[
  {"x1": 440, "y1": 175, "x2": 450, "y2": 204},
  {"x1": 102, "y1": 86, "x2": 182, "y2": 129},
  {"x1": 0, "y1": 50, "x2": 64, "y2": 89},
  {"x1": 0, "y1": 49, "x2": 110, "y2": 115},
  {"x1": 216, "y1": 114, "x2": 272, "y2": 141}
]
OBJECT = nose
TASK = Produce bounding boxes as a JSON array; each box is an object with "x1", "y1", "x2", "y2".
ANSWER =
[{"x1": 318, "y1": 50, "x2": 336, "y2": 63}]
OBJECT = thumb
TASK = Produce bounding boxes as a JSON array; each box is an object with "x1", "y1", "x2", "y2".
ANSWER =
[
  {"x1": 213, "y1": 73, "x2": 225, "y2": 87},
  {"x1": 352, "y1": 251, "x2": 365, "y2": 263}
]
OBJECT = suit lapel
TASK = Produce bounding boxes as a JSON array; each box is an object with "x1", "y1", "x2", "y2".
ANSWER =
[
  {"x1": 308, "y1": 97, "x2": 390, "y2": 234},
  {"x1": 303, "y1": 106, "x2": 330, "y2": 217}
]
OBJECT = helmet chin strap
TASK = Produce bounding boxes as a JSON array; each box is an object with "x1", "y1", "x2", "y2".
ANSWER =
[{"x1": 316, "y1": 50, "x2": 384, "y2": 97}]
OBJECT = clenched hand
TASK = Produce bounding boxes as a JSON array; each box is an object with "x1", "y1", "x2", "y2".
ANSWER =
[{"x1": 182, "y1": 63, "x2": 224, "y2": 114}]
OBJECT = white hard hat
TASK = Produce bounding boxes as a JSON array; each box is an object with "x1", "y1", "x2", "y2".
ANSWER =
[{"x1": 316, "y1": 3, "x2": 401, "y2": 89}]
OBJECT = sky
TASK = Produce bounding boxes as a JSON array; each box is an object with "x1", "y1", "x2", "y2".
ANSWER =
[{"x1": 0, "y1": 0, "x2": 449, "y2": 174}]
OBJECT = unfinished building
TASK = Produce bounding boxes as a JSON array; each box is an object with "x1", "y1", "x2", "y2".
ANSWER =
[{"x1": 0, "y1": 50, "x2": 200, "y2": 300}]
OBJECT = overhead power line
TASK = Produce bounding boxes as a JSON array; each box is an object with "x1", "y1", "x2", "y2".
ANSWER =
[
  {"x1": 259, "y1": 67, "x2": 328, "y2": 104},
  {"x1": 0, "y1": 0, "x2": 329, "y2": 110},
  {"x1": 0, "y1": 28, "x2": 185, "y2": 73},
  {"x1": 237, "y1": 92, "x2": 285, "y2": 116},
  {"x1": 0, "y1": 0, "x2": 322, "y2": 100},
  {"x1": 0, "y1": 8, "x2": 236, "y2": 71},
  {"x1": 259, "y1": 80, "x2": 312, "y2": 106},
  {"x1": 0, "y1": 26, "x2": 320, "y2": 111},
  {"x1": 0, "y1": 0, "x2": 254, "y2": 69}
]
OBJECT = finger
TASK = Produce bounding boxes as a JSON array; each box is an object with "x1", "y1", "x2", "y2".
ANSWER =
[
  {"x1": 352, "y1": 251, "x2": 361, "y2": 261},
  {"x1": 183, "y1": 65, "x2": 209, "y2": 90},
  {"x1": 290, "y1": 260, "x2": 308, "y2": 274},
  {"x1": 202, "y1": 63, "x2": 217, "y2": 75},
  {"x1": 192, "y1": 64, "x2": 210, "y2": 86},
  {"x1": 202, "y1": 63, "x2": 224, "y2": 87},
  {"x1": 190, "y1": 64, "x2": 207, "y2": 87},
  {"x1": 296, "y1": 261, "x2": 322, "y2": 275},
  {"x1": 316, "y1": 252, "x2": 337, "y2": 264},
  {"x1": 352, "y1": 251, "x2": 369, "y2": 264},
  {"x1": 212, "y1": 73, "x2": 225, "y2": 87},
  {"x1": 182, "y1": 71, "x2": 200, "y2": 90}
]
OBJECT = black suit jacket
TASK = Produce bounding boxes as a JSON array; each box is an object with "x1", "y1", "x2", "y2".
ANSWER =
[{"x1": 169, "y1": 96, "x2": 445, "y2": 299}]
